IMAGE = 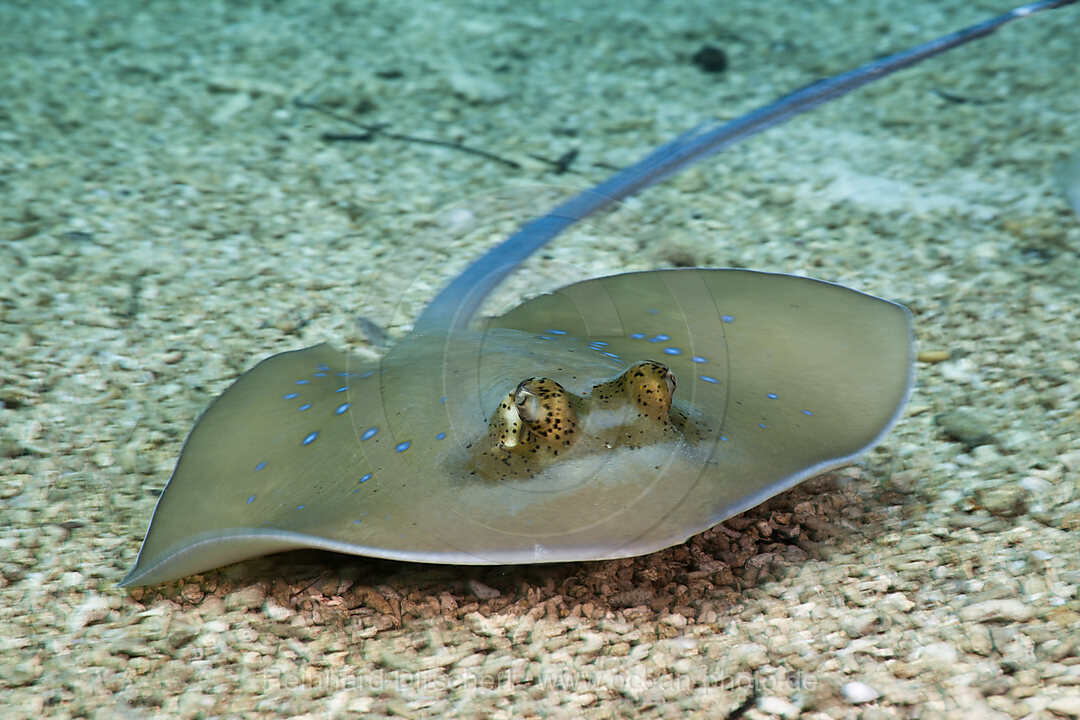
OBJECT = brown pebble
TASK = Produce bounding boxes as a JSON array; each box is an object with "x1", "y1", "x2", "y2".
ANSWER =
[
  {"x1": 180, "y1": 583, "x2": 205, "y2": 604},
  {"x1": 225, "y1": 586, "x2": 267, "y2": 611}
]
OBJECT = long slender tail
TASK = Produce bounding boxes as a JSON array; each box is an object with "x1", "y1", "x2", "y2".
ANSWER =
[{"x1": 413, "y1": 0, "x2": 1076, "y2": 333}]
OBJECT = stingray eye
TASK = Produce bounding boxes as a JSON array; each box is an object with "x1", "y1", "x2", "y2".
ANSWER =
[
  {"x1": 665, "y1": 369, "x2": 676, "y2": 396},
  {"x1": 514, "y1": 384, "x2": 543, "y2": 424}
]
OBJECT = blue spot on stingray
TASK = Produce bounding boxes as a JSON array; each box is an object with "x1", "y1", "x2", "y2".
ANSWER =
[
  {"x1": 440, "y1": 397, "x2": 446, "y2": 404},
  {"x1": 297, "y1": 504, "x2": 305, "y2": 510},
  {"x1": 336, "y1": 385, "x2": 349, "y2": 393},
  {"x1": 353, "y1": 519, "x2": 363, "y2": 524},
  {"x1": 722, "y1": 314, "x2": 735, "y2": 323},
  {"x1": 359, "y1": 370, "x2": 376, "y2": 379},
  {"x1": 647, "y1": 309, "x2": 659, "y2": 314},
  {"x1": 316, "y1": 364, "x2": 330, "y2": 372},
  {"x1": 295, "y1": 379, "x2": 310, "y2": 385},
  {"x1": 362, "y1": 427, "x2": 378, "y2": 440},
  {"x1": 721, "y1": 436, "x2": 729, "y2": 442},
  {"x1": 254, "y1": 461, "x2": 267, "y2": 471},
  {"x1": 663, "y1": 347, "x2": 681, "y2": 355},
  {"x1": 758, "y1": 423, "x2": 767, "y2": 429},
  {"x1": 803, "y1": 409, "x2": 814, "y2": 416},
  {"x1": 298, "y1": 403, "x2": 312, "y2": 411},
  {"x1": 359, "y1": 472, "x2": 372, "y2": 483},
  {"x1": 692, "y1": 356, "x2": 707, "y2": 364},
  {"x1": 283, "y1": 392, "x2": 299, "y2": 400},
  {"x1": 600, "y1": 351, "x2": 621, "y2": 359},
  {"x1": 302, "y1": 431, "x2": 318, "y2": 446},
  {"x1": 767, "y1": 393, "x2": 778, "y2": 399},
  {"x1": 649, "y1": 334, "x2": 671, "y2": 343},
  {"x1": 313, "y1": 372, "x2": 327, "y2": 378},
  {"x1": 395, "y1": 441, "x2": 411, "y2": 452},
  {"x1": 700, "y1": 375, "x2": 719, "y2": 384},
  {"x1": 547, "y1": 329, "x2": 567, "y2": 335},
  {"x1": 538, "y1": 335, "x2": 554, "y2": 341},
  {"x1": 589, "y1": 341, "x2": 609, "y2": 347},
  {"x1": 630, "y1": 332, "x2": 646, "y2": 339},
  {"x1": 335, "y1": 402, "x2": 349, "y2": 415},
  {"x1": 336, "y1": 371, "x2": 350, "y2": 377},
  {"x1": 247, "y1": 494, "x2": 256, "y2": 504},
  {"x1": 436, "y1": 432, "x2": 446, "y2": 440}
]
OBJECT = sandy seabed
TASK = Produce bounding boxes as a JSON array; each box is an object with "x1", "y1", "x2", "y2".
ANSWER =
[{"x1": 2, "y1": 1, "x2": 1079, "y2": 717}]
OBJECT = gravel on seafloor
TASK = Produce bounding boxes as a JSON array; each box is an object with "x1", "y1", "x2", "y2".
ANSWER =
[{"x1": 2, "y1": 0, "x2": 1078, "y2": 718}]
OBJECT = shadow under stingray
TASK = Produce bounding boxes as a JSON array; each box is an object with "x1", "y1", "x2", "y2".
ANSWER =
[{"x1": 131, "y1": 467, "x2": 913, "y2": 628}]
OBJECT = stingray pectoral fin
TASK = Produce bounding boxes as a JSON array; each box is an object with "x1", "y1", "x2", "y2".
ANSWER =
[
  {"x1": 488, "y1": 268, "x2": 914, "y2": 445},
  {"x1": 120, "y1": 343, "x2": 377, "y2": 587},
  {"x1": 119, "y1": 529, "x2": 314, "y2": 587},
  {"x1": 486, "y1": 268, "x2": 914, "y2": 543}
]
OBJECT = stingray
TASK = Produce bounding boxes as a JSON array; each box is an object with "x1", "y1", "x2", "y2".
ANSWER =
[{"x1": 120, "y1": 0, "x2": 1074, "y2": 586}]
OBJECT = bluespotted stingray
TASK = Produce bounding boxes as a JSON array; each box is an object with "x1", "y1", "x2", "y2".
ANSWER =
[{"x1": 121, "y1": 0, "x2": 1074, "y2": 586}]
